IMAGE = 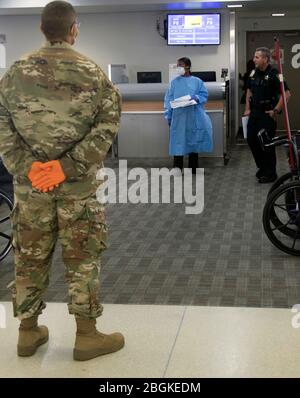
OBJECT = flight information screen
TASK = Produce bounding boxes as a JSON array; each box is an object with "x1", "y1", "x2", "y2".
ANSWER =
[{"x1": 167, "y1": 14, "x2": 221, "y2": 46}]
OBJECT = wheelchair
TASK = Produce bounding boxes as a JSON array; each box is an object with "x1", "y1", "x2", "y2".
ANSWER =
[
  {"x1": 0, "y1": 188, "x2": 13, "y2": 261},
  {"x1": 0, "y1": 159, "x2": 13, "y2": 261},
  {"x1": 259, "y1": 129, "x2": 300, "y2": 255}
]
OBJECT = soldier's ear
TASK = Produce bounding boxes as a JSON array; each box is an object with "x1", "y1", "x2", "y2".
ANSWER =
[{"x1": 70, "y1": 23, "x2": 78, "y2": 40}]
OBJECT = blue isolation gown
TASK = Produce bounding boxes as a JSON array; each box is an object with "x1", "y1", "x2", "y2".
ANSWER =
[{"x1": 164, "y1": 76, "x2": 213, "y2": 156}]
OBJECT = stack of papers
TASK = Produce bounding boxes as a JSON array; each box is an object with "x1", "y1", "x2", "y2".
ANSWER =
[
  {"x1": 170, "y1": 95, "x2": 197, "y2": 109},
  {"x1": 242, "y1": 116, "x2": 249, "y2": 138}
]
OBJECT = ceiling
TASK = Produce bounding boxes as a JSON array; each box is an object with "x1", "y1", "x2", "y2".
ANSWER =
[{"x1": 0, "y1": 0, "x2": 297, "y2": 15}]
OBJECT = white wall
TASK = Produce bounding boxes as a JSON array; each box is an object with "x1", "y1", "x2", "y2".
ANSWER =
[{"x1": 0, "y1": 11, "x2": 230, "y2": 82}]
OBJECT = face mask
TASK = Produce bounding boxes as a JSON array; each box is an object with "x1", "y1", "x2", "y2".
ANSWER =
[{"x1": 175, "y1": 66, "x2": 185, "y2": 76}]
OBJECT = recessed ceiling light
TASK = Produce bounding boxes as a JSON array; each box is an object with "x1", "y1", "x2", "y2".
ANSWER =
[
  {"x1": 272, "y1": 13, "x2": 285, "y2": 17},
  {"x1": 227, "y1": 4, "x2": 243, "y2": 8}
]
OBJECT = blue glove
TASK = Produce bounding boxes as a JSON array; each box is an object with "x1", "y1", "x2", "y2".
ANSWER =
[{"x1": 191, "y1": 95, "x2": 199, "y2": 103}]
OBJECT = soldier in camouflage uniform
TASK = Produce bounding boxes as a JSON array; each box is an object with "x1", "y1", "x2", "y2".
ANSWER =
[{"x1": 0, "y1": 1, "x2": 124, "y2": 361}]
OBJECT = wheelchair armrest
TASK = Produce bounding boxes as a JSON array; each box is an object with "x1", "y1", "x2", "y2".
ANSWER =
[{"x1": 264, "y1": 138, "x2": 289, "y2": 147}]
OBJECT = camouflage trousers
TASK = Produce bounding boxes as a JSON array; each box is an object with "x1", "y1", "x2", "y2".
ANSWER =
[{"x1": 8, "y1": 179, "x2": 106, "y2": 320}]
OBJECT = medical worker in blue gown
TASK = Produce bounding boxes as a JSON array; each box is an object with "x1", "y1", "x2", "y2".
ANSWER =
[{"x1": 164, "y1": 57, "x2": 213, "y2": 174}]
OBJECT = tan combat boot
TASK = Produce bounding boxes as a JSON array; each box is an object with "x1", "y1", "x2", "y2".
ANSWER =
[
  {"x1": 73, "y1": 316, "x2": 124, "y2": 361},
  {"x1": 17, "y1": 316, "x2": 49, "y2": 357}
]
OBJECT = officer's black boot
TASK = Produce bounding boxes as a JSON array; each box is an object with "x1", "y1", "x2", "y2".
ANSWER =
[{"x1": 258, "y1": 174, "x2": 278, "y2": 183}]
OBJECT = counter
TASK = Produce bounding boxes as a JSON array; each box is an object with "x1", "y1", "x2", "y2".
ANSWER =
[{"x1": 115, "y1": 82, "x2": 227, "y2": 164}]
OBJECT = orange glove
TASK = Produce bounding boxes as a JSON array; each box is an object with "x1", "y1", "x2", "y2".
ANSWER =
[
  {"x1": 31, "y1": 160, "x2": 66, "y2": 192},
  {"x1": 28, "y1": 161, "x2": 44, "y2": 183},
  {"x1": 28, "y1": 162, "x2": 53, "y2": 192}
]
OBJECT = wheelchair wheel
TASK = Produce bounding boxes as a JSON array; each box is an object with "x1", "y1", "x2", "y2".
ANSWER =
[
  {"x1": 0, "y1": 189, "x2": 13, "y2": 261},
  {"x1": 268, "y1": 172, "x2": 298, "y2": 196},
  {"x1": 263, "y1": 181, "x2": 300, "y2": 256},
  {"x1": 266, "y1": 173, "x2": 300, "y2": 238}
]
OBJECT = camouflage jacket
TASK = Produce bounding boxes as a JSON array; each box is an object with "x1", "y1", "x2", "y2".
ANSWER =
[{"x1": 0, "y1": 41, "x2": 121, "y2": 179}]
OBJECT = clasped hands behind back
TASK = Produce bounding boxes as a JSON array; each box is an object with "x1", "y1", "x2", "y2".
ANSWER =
[{"x1": 28, "y1": 160, "x2": 66, "y2": 193}]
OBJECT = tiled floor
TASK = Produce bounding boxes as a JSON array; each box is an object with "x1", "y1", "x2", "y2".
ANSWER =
[{"x1": 1, "y1": 302, "x2": 300, "y2": 378}]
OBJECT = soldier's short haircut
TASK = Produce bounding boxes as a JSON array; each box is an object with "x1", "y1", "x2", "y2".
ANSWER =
[
  {"x1": 255, "y1": 47, "x2": 271, "y2": 62},
  {"x1": 41, "y1": 1, "x2": 76, "y2": 41}
]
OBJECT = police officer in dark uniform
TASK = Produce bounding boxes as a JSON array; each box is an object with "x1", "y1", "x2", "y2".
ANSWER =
[{"x1": 244, "y1": 47, "x2": 291, "y2": 183}]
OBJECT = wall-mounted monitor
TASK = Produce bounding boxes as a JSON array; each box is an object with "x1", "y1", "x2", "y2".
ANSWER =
[
  {"x1": 137, "y1": 71, "x2": 162, "y2": 83},
  {"x1": 192, "y1": 71, "x2": 216, "y2": 82},
  {"x1": 167, "y1": 14, "x2": 221, "y2": 46}
]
